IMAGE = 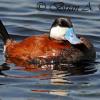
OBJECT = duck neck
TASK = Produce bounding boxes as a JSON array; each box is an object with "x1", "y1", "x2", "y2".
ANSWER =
[{"x1": 72, "y1": 43, "x2": 88, "y2": 52}]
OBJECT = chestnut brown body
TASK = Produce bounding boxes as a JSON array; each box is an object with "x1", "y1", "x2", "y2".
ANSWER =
[{"x1": 5, "y1": 35, "x2": 96, "y2": 67}]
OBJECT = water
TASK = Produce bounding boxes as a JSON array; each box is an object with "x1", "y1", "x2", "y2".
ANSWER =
[{"x1": 0, "y1": 0, "x2": 100, "y2": 100}]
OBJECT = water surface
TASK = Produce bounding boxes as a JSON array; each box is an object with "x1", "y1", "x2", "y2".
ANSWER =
[{"x1": 0, "y1": 0, "x2": 100, "y2": 100}]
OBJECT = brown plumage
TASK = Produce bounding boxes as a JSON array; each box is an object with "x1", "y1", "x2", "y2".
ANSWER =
[
  {"x1": 5, "y1": 35, "x2": 71, "y2": 67},
  {"x1": 0, "y1": 18, "x2": 96, "y2": 68}
]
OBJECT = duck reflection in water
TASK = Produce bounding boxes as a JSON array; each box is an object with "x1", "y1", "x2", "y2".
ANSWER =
[
  {"x1": 0, "y1": 62, "x2": 97, "y2": 76},
  {"x1": 0, "y1": 62, "x2": 97, "y2": 96},
  {"x1": 31, "y1": 63, "x2": 96, "y2": 96}
]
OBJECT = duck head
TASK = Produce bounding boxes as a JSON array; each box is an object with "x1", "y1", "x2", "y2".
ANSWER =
[{"x1": 50, "y1": 17, "x2": 82, "y2": 45}]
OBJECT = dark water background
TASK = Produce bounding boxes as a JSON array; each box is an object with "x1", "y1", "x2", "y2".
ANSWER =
[{"x1": 0, "y1": 0, "x2": 100, "y2": 100}]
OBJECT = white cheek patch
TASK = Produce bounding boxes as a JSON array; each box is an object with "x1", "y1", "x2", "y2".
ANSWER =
[{"x1": 50, "y1": 26, "x2": 68, "y2": 40}]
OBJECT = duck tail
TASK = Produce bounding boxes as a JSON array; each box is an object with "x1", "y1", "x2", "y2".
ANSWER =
[{"x1": 0, "y1": 20, "x2": 11, "y2": 45}]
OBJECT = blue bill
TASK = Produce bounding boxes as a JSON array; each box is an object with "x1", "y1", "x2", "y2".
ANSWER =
[{"x1": 64, "y1": 28, "x2": 81, "y2": 44}]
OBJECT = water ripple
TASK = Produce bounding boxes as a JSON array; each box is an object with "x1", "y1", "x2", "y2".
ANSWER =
[{"x1": 0, "y1": 0, "x2": 100, "y2": 100}]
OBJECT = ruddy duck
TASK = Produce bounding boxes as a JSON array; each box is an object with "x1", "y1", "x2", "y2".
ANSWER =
[{"x1": 0, "y1": 17, "x2": 96, "y2": 68}]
